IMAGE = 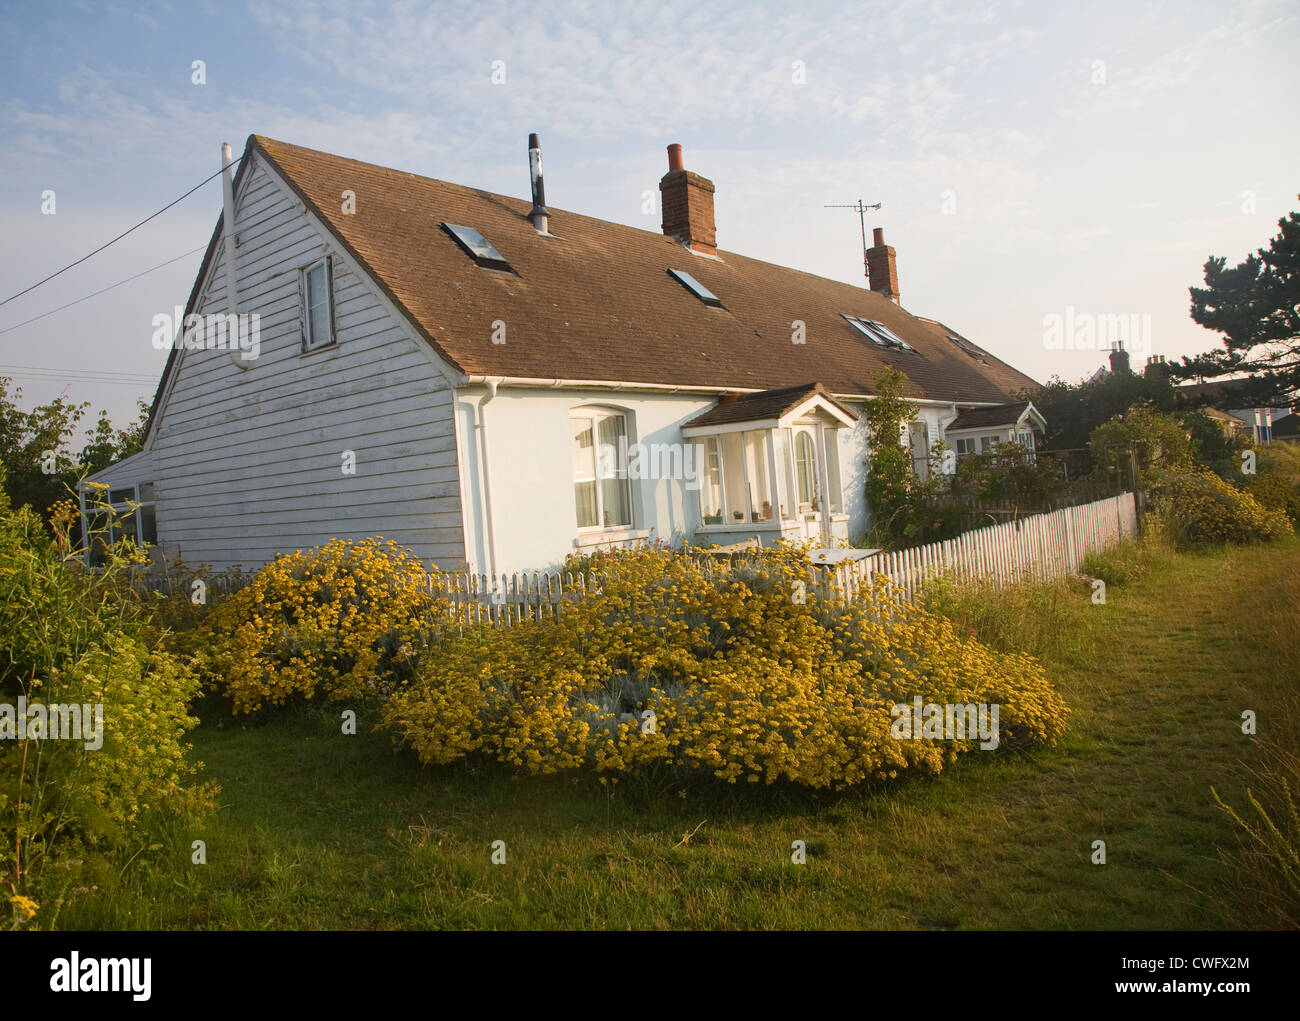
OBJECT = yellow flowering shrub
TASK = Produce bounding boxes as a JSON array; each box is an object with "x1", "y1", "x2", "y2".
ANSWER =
[
  {"x1": 205, "y1": 538, "x2": 448, "y2": 712},
  {"x1": 382, "y1": 545, "x2": 1070, "y2": 788},
  {"x1": 1242, "y1": 443, "x2": 1300, "y2": 522},
  {"x1": 1152, "y1": 467, "x2": 1293, "y2": 550}
]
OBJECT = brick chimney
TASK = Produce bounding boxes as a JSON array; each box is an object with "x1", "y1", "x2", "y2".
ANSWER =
[
  {"x1": 659, "y1": 144, "x2": 717, "y2": 256},
  {"x1": 866, "y1": 227, "x2": 900, "y2": 303},
  {"x1": 1109, "y1": 342, "x2": 1131, "y2": 374},
  {"x1": 1143, "y1": 354, "x2": 1170, "y2": 379}
]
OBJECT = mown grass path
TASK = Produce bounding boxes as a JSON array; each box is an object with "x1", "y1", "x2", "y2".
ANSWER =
[{"x1": 64, "y1": 540, "x2": 1299, "y2": 929}]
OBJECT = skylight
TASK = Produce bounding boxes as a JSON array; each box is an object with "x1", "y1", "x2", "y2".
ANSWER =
[
  {"x1": 843, "y1": 315, "x2": 914, "y2": 352},
  {"x1": 948, "y1": 334, "x2": 986, "y2": 361},
  {"x1": 442, "y1": 223, "x2": 512, "y2": 271},
  {"x1": 668, "y1": 269, "x2": 724, "y2": 308}
]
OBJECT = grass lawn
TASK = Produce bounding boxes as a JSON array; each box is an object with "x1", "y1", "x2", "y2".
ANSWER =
[{"x1": 60, "y1": 537, "x2": 1300, "y2": 930}]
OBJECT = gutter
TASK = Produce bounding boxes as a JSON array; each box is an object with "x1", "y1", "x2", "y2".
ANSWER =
[{"x1": 454, "y1": 374, "x2": 995, "y2": 409}]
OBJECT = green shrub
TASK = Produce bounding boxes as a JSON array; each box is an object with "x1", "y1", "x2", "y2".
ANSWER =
[
  {"x1": 1151, "y1": 467, "x2": 1292, "y2": 549},
  {"x1": 1089, "y1": 405, "x2": 1195, "y2": 482},
  {"x1": 1242, "y1": 443, "x2": 1300, "y2": 522},
  {"x1": 0, "y1": 470, "x2": 211, "y2": 924},
  {"x1": 1082, "y1": 540, "x2": 1151, "y2": 588}
]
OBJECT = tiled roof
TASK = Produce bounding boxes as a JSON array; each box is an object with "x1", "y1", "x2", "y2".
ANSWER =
[
  {"x1": 246, "y1": 135, "x2": 1039, "y2": 404},
  {"x1": 1177, "y1": 379, "x2": 1291, "y2": 408},
  {"x1": 682, "y1": 382, "x2": 855, "y2": 428},
  {"x1": 946, "y1": 401, "x2": 1033, "y2": 431}
]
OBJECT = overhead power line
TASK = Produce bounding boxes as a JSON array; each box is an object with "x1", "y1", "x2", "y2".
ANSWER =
[
  {"x1": 0, "y1": 244, "x2": 208, "y2": 338},
  {"x1": 0, "y1": 372, "x2": 157, "y2": 388},
  {"x1": 0, "y1": 155, "x2": 241, "y2": 309},
  {"x1": 0, "y1": 363, "x2": 157, "y2": 382}
]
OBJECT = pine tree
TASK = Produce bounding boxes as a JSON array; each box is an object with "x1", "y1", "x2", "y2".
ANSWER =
[{"x1": 1173, "y1": 201, "x2": 1300, "y2": 406}]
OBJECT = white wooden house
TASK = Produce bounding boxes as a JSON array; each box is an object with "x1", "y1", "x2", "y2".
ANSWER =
[{"x1": 84, "y1": 135, "x2": 1045, "y2": 574}]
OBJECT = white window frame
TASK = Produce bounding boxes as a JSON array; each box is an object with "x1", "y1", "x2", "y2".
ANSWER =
[
  {"x1": 571, "y1": 407, "x2": 633, "y2": 532},
  {"x1": 301, "y1": 256, "x2": 335, "y2": 351},
  {"x1": 842, "y1": 315, "x2": 915, "y2": 352},
  {"x1": 694, "y1": 425, "x2": 843, "y2": 531},
  {"x1": 83, "y1": 481, "x2": 157, "y2": 566}
]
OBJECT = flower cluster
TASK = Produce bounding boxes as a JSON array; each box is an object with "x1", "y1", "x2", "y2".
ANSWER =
[
  {"x1": 1151, "y1": 467, "x2": 1293, "y2": 549},
  {"x1": 203, "y1": 537, "x2": 447, "y2": 712},
  {"x1": 380, "y1": 545, "x2": 1070, "y2": 788}
]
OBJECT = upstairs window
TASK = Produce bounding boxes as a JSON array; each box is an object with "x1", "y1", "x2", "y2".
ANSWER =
[
  {"x1": 843, "y1": 315, "x2": 914, "y2": 351},
  {"x1": 668, "y1": 269, "x2": 724, "y2": 308},
  {"x1": 443, "y1": 223, "x2": 512, "y2": 271},
  {"x1": 302, "y1": 257, "x2": 334, "y2": 350}
]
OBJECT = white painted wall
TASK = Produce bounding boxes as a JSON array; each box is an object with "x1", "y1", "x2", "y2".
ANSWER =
[
  {"x1": 452, "y1": 387, "x2": 949, "y2": 572},
  {"x1": 145, "y1": 155, "x2": 467, "y2": 571},
  {"x1": 456, "y1": 386, "x2": 714, "y2": 573}
]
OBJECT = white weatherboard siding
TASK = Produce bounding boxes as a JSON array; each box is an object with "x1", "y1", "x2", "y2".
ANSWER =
[{"x1": 149, "y1": 156, "x2": 466, "y2": 571}]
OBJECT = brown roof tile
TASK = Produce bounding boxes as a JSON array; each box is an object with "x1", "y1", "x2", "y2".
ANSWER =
[
  {"x1": 178, "y1": 136, "x2": 1042, "y2": 412},
  {"x1": 682, "y1": 382, "x2": 856, "y2": 428}
]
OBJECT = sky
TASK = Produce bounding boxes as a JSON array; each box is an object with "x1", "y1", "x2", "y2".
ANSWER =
[{"x1": 1, "y1": 0, "x2": 1297, "y2": 436}]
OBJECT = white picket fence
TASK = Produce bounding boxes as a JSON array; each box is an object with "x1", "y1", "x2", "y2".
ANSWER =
[
  {"x1": 434, "y1": 491, "x2": 1139, "y2": 625},
  {"x1": 836, "y1": 491, "x2": 1139, "y2": 604}
]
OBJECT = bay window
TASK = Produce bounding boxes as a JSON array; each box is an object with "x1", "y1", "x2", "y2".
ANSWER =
[{"x1": 693, "y1": 425, "x2": 843, "y2": 528}]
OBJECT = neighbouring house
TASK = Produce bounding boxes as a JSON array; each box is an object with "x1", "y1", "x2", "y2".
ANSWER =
[
  {"x1": 1176, "y1": 379, "x2": 1293, "y2": 444},
  {"x1": 1271, "y1": 412, "x2": 1299, "y2": 445},
  {"x1": 83, "y1": 134, "x2": 1045, "y2": 574},
  {"x1": 943, "y1": 400, "x2": 1046, "y2": 462}
]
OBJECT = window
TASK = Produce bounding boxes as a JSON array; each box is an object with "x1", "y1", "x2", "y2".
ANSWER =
[
  {"x1": 1014, "y1": 429, "x2": 1036, "y2": 449},
  {"x1": 823, "y1": 428, "x2": 843, "y2": 514},
  {"x1": 794, "y1": 431, "x2": 816, "y2": 505},
  {"x1": 98, "y1": 482, "x2": 158, "y2": 557},
  {"x1": 843, "y1": 315, "x2": 914, "y2": 351},
  {"x1": 701, "y1": 437, "x2": 724, "y2": 524},
  {"x1": 302, "y1": 257, "x2": 334, "y2": 350},
  {"x1": 695, "y1": 426, "x2": 841, "y2": 527},
  {"x1": 947, "y1": 334, "x2": 984, "y2": 361},
  {"x1": 442, "y1": 223, "x2": 512, "y2": 271},
  {"x1": 668, "y1": 269, "x2": 724, "y2": 308},
  {"x1": 571, "y1": 409, "x2": 632, "y2": 529},
  {"x1": 743, "y1": 431, "x2": 774, "y2": 522},
  {"x1": 980, "y1": 434, "x2": 1000, "y2": 452},
  {"x1": 774, "y1": 429, "x2": 795, "y2": 521},
  {"x1": 953, "y1": 436, "x2": 977, "y2": 456},
  {"x1": 721, "y1": 432, "x2": 747, "y2": 523}
]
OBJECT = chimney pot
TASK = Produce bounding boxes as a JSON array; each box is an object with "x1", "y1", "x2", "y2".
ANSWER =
[
  {"x1": 667, "y1": 143, "x2": 683, "y2": 172},
  {"x1": 527, "y1": 132, "x2": 549, "y2": 234},
  {"x1": 872, "y1": 227, "x2": 884, "y2": 246}
]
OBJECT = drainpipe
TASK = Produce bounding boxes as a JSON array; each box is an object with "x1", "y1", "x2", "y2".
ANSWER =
[
  {"x1": 223, "y1": 142, "x2": 248, "y2": 371},
  {"x1": 477, "y1": 379, "x2": 501, "y2": 578}
]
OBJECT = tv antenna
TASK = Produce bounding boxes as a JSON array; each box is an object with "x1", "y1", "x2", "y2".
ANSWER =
[{"x1": 825, "y1": 199, "x2": 882, "y2": 281}]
